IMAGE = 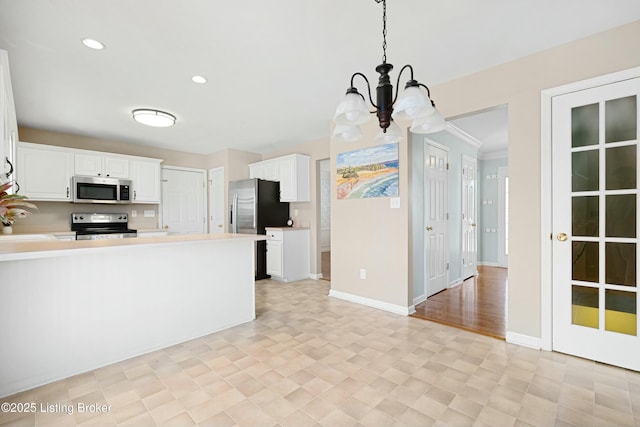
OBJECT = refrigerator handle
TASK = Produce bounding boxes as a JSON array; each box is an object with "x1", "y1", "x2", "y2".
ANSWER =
[{"x1": 231, "y1": 194, "x2": 238, "y2": 233}]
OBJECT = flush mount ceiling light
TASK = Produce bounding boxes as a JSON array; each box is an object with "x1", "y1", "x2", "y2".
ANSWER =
[
  {"x1": 191, "y1": 75, "x2": 207, "y2": 84},
  {"x1": 132, "y1": 109, "x2": 176, "y2": 127},
  {"x1": 333, "y1": 0, "x2": 445, "y2": 142},
  {"x1": 81, "y1": 38, "x2": 106, "y2": 50}
]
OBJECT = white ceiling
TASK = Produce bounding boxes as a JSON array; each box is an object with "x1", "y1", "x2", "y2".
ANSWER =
[{"x1": 1, "y1": 1, "x2": 639, "y2": 155}]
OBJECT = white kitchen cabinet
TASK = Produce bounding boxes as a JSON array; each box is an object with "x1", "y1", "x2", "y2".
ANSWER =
[
  {"x1": 249, "y1": 153, "x2": 310, "y2": 202},
  {"x1": 0, "y1": 49, "x2": 18, "y2": 185},
  {"x1": 265, "y1": 227, "x2": 309, "y2": 282},
  {"x1": 130, "y1": 159, "x2": 162, "y2": 203},
  {"x1": 17, "y1": 142, "x2": 73, "y2": 201},
  {"x1": 75, "y1": 153, "x2": 130, "y2": 178}
]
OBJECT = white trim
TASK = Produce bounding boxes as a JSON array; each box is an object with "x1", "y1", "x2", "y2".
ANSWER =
[
  {"x1": 329, "y1": 290, "x2": 412, "y2": 316},
  {"x1": 478, "y1": 149, "x2": 508, "y2": 160},
  {"x1": 540, "y1": 66, "x2": 640, "y2": 352},
  {"x1": 478, "y1": 261, "x2": 499, "y2": 267},
  {"x1": 449, "y1": 279, "x2": 463, "y2": 287},
  {"x1": 309, "y1": 273, "x2": 322, "y2": 280},
  {"x1": 506, "y1": 331, "x2": 541, "y2": 350},
  {"x1": 498, "y1": 166, "x2": 508, "y2": 268},
  {"x1": 413, "y1": 294, "x2": 427, "y2": 306},
  {"x1": 208, "y1": 166, "x2": 225, "y2": 234},
  {"x1": 445, "y1": 123, "x2": 482, "y2": 149}
]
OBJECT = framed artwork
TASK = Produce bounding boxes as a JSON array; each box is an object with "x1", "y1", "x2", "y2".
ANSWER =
[{"x1": 336, "y1": 142, "x2": 399, "y2": 199}]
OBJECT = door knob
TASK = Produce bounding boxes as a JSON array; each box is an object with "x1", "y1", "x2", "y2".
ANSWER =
[
  {"x1": 164, "y1": 225, "x2": 169, "y2": 229},
  {"x1": 426, "y1": 226, "x2": 433, "y2": 231},
  {"x1": 471, "y1": 223, "x2": 477, "y2": 227},
  {"x1": 557, "y1": 232, "x2": 568, "y2": 241}
]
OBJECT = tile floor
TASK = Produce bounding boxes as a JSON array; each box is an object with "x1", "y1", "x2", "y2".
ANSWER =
[{"x1": 2, "y1": 279, "x2": 640, "y2": 426}]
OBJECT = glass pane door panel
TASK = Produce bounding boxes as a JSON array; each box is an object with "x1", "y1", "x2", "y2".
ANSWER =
[
  {"x1": 572, "y1": 285, "x2": 599, "y2": 328},
  {"x1": 606, "y1": 145, "x2": 636, "y2": 190},
  {"x1": 572, "y1": 196, "x2": 599, "y2": 237},
  {"x1": 605, "y1": 194, "x2": 636, "y2": 237},
  {"x1": 605, "y1": 242, "x2": 636, "y2": 286},
  {"x1": 572, "y1": 150, "x2": 599, "y2": 192},
  {"x1": 573, "y1": 241, "x2": 599, "y2": 283},
  {"x1": 605, "y1": 289, "x2": 637, "y2": 335},
  {"x1": 605, "y1": 96, "x2": 637, "y2": 143},
  {"x1": 572, "y1": 103, "x2": 599, "y2": 147}
]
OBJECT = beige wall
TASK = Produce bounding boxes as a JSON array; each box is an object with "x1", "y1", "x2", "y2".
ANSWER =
[
  {"x1": 329, "y1": 20, "x2": 640, "y2": 337},
  {"x1": 330, "y1": 121, "x2": 411, "y2": 308}
]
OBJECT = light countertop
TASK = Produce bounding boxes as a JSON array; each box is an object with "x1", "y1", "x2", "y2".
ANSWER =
[{"x1": 0, "y1": 233, "x2": 266, "y2": 261}]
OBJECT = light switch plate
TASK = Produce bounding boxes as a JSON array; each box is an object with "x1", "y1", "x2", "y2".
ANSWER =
[
  {"x1": 143, "y1": 210, "x2": 155, "y2": 218},
  {"x1": 390, "y1": 197, "x2": 400, "y2": 209}
]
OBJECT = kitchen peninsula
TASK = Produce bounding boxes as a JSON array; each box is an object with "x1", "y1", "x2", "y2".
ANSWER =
[{"x1": 0, "y1": 233, "x2": 263, "y2": 398}]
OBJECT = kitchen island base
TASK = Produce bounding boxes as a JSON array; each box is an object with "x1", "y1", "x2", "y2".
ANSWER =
[{"x1": 0, "y1": 235, "x2": 257, "y2": 398}]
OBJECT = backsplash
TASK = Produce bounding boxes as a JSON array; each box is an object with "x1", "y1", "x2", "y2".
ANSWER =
[{"x1": 10, "y1": 201, "x2": 160, "y2": 233}]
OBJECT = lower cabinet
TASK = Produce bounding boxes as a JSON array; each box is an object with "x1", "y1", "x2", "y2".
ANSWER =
[{"x1": 265, "y1": 227, "x2": 309, "y2": 282}]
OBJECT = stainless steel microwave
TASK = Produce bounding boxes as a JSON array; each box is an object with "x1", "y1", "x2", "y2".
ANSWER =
[{"x1": 72, "y1": 176, "x2": 132, "y2": 204}]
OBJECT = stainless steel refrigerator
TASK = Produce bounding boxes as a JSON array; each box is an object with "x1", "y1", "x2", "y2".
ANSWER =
[{"x1": 229, "y1": 178, "x2": 290, "y2": 279}]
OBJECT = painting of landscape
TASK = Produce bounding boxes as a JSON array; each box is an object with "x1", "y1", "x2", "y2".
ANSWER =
[{"x1": 336, "y1": 142, "x2": 399, "y2": 199}]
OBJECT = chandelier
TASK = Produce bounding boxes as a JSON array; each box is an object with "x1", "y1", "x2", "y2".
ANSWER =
[{"x1": 333, "y1": 0, "x2": 445, "y2": 142}]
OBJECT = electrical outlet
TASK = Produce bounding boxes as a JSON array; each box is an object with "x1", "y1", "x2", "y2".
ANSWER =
[
  {"x1": 131, "y1": 210, "x2": 137, "y2": 217},
  {"x1": 360, "y1": 269, "x2": 366, "y2": 280}
]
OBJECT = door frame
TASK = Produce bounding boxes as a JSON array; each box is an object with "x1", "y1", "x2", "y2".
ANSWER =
[
  {"x1": 461, "y1": 154, "x2": 478, "y2": 279},
  {"x1": 498, "y1": 166, "x2": 508, "y2": 268},
  {"x1": 540, "y1": 66, "x2": 640, "y2": 351},
  {"x1": 208, "y1": 166, "x2": 225, "y2": 234}
]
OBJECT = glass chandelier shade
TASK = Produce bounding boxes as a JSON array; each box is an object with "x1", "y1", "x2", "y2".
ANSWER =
[
  {"x1": 132, "y1": 109, "x2": 176, "y2": 127},
  {"x1": 410, "y1": 108, "x2": 446, "y2": 134},
  {"x1": 374, "y1": 120, "x2": 404, "y2": 143},
  {"x1": 391, "y1": 85, "x2": 434, "y2": 121},
  {"x1": 333, "y1": 91, "x2": 371, "y2": 126},
  {"x1": 333, "y1": 124, "x2": 364, "y2": 142}
]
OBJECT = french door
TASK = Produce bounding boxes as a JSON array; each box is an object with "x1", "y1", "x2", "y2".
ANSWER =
[
  {"x1": 425, "y1": 141, "x2": 449, "y2": 297},
  {"x1": 552, "y1": 77, "x2": 640, "y2": 370}
]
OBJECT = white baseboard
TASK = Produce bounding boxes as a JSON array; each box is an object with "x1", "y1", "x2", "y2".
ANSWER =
[
  {"x1": 449, "y1": 279, "x2": 463, "y2": 288},
  {"x1": 506, "y1": 331, "x2": 542, "y2": 350},
  {"x1": 309, "y1": 273, "x2": 322, "y2": 280},
  {"x1": 329, "y1": 289, "x2": 412, "y2": 316},
  {"x1": 413, "y1": 294, "x2": 426, "y2": 306},
  {"x1": 478, "y1": 261, "x2": 499, "y2": 267}
]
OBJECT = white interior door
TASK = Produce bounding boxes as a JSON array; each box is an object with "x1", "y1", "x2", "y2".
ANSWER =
[
  {"x1": 425, "y1": 141, "x2": 449, "y2": 297},
  {"x1": 161, "y1": 167, "x2": 206, "y2": 235},
  {"x1": 552, "y1": 76, "x2": 640, "y2": 370},
  {"x1": 461, "y1": 155, "x2": 478, "y2": 279},
  {"x1": 208, "y1": 167, "x2": 224, "y2": 234}
]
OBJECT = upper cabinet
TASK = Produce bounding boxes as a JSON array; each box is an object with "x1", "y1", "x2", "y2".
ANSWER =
[
  {"x1": 17, "y1": 141, "x2": 162, "y2": 203},
  {"x1": 130, "y1": 159, "x2": 161, "y2": 203},
  {"x1": 0, "y1": 50, "x2": 18, "y2": 184},
  {"x1": 17, "y1": 142, "x2": 74, "y2": 201},
  {"x1": 75, "y1": 153, "x2": 130, "y2": 178},
  {"x1": 249, "y1": 154, "x2": 310, "y2": 202}
]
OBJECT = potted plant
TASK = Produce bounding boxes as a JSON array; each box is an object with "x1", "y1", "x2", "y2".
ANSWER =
[{"x1": 0, "y1": 181, "x2": 37, "y2": 234}]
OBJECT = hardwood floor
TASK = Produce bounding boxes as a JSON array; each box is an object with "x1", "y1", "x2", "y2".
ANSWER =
[
  {"x1": 411, "y1": 266, "x2": 507, "y2": 339},
  {"x1": 320, "y1": 250, "x2": 330, "y2": 281}
]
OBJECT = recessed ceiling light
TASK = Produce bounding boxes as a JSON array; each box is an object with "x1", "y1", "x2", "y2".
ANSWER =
[
  {"x1": 82, "y1": 38, "x2": 106, "y2": 50},
  {"x1": 132, "y1": 109, "x2": 176, "y2": 127},
  {"x1": 191, "y1": 75, "x2": 207, "y2": 84}
]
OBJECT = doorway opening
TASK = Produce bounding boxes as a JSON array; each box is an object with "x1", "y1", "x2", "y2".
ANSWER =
[
  {"x1": 319, "y1": 158, "x2": 331, "y2": 281},
  {"x1": 411, "y1": 104, "x2": 509, "y2": 338}
]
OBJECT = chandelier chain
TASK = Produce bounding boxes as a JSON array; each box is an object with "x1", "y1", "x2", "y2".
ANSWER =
[{"x1": 381, "y1": 0, "x2": 387, "y2": 64}]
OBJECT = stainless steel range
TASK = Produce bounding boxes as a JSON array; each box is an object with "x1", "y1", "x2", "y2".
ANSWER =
[{"x1": 71, "y1": 213, "x2": 137, "y2": 240}]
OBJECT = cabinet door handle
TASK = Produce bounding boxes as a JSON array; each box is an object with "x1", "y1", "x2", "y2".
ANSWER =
[
  {"x1": 66, "y1": 187, "x2": 70, "y2": 198},
  {"x1": 134, "y1": 190, "x2": 137, "y2": 200}
]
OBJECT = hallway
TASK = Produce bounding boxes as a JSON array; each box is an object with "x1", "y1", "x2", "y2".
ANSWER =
[{"x1": 412, "y1": 266, "x2": 507, "y2": 339}]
